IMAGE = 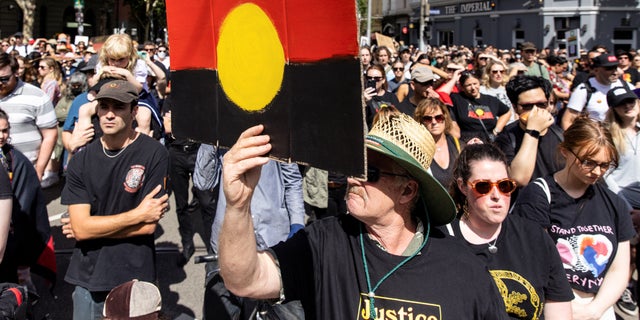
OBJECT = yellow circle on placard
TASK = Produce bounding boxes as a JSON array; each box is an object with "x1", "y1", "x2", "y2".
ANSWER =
[{"x1": 217, "y1": 3, "x2": 285, "y2": 111}]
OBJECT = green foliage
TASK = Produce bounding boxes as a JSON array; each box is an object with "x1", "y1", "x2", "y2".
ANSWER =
[{"x1": 123, "y1": 0, "x2": 167, "y2": 41}]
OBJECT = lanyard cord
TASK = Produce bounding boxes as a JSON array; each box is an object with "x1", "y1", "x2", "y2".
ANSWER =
[{"x1": 359, "y1": 203, "x2": 431, "y2": 319}]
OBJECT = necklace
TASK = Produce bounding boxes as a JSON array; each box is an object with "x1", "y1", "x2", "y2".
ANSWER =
[
  {"x1": 488, "y1": 238, "x2": 498, "y2": 254},
  {"x1": 359, "y1": 218, "x2": 431, "y2": 319},
  {"x1": 101, "y1": 136, "x2": 134, "y2": 158}
]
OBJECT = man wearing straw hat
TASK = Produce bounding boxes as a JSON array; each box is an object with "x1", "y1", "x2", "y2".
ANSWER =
[{"x1": 218, "y1": 111, "x2": 508, "y2": 319}]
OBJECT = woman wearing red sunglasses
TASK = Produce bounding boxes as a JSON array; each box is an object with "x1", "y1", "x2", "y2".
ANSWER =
[
  {"x1": 513, "y1": 117, "x2": 635, "y2": 320},
  {"x1": 447, "y1": 143, "x2": 573, "y2": 319}
]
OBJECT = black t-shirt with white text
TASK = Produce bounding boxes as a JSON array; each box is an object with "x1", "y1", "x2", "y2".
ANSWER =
[
  {"x1": 512, "y1": 176, "x2": 636, "y2": 293},
  {"x1": 271, "y1": 214, "x2": 509, "y2": 320}
]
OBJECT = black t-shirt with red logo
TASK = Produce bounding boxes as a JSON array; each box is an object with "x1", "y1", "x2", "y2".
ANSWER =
[
  {"x1": 62, "y1": 134, "x2": 169, "y2": 292},
  {"x1": 450, "y1": 93, "x2": 510, "y2": 143}
]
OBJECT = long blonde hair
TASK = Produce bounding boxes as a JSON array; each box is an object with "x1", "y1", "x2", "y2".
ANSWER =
[
  {"x1": 39, "y1": 57, "x2": 62, "y2": 85},
  {"x1": 605, "y1": 99, "x2": 640, "y2": 155},
  {"x1": 481, "y1": 59, "x2": 508, "y2": 88},
  {"x1": 99, "y1": 34, "x2": 138, "y2": 72}
]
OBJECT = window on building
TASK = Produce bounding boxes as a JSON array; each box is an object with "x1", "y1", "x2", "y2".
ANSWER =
[
  {"x1": 513, "y1": 29, "x2": 524, "y2": 48},
  {"x1": 612, "y1": 29, "x2": 635, "y2": 52},
  {"x1": 438, "y1": 30, "x2": 453, "y2": 47},
  {"x1": 473, "y1": 29, "x2": 483, "y2": 47}
]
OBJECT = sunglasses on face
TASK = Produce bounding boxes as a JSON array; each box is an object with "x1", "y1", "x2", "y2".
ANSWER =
[
  {"x1": 0, "y1": 75, "x2": 12, "y2": 85},
  {"x1": 366, "y1": 76, "x2": 383, "y2": 82},
  {"x1": 414, "y1": 80, "x2": 434, "y2": 87},
  {"x1": 518, "y1": 101, "x2": 548, "y2": 110},
  {"x1": 157, "y1": 50, "x2": 167, "y2": 53},
  {"x1": 144, "y1": 48, "x2": 155, "y2": 52},
  {"x1": 393, "y1": 67, "x2": 404, "y2": 71},
  {"x1": 467, "y1": 178, "x2": 517, "y2": 195},
  {"x1": 568, "y1": 149, "x2": 615, "y2": 172},
  {"x1": 366, "y1": 166, "x2": 411, "y2": 183},
  {"x1": 38, "y1": 65, "x2": 47, "y2": 69},
  {"x1": 478, "y1": 57, "x2": 488, "y2": 61},
  {"x1": 491, "y1": 69, "x2": 505, "y2": 74},
  {"x1": 603, "y1": 66, "x2": 617, "y2": 71},
  {"x1": 421, "y1": 114, "x2": 445, "y2": 123}
]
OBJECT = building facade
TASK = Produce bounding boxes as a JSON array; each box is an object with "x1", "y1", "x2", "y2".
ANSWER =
[{"x1": 381, "y1": 0, "x2": 640, "y2": 52}]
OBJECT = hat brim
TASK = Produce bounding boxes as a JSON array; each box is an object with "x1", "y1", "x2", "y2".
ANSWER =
[{"x1": 366, "y1": 136, "x2": 456, "y2": 226}]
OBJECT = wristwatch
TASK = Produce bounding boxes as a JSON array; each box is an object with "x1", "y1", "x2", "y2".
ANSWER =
[{"x1": 525, "y1": 129, "x2": 540, "y2": 139}]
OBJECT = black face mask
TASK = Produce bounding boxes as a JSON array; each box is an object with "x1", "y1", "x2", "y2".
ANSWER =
[{"x1": 70, "y1": 87, "x2": 84, "y2": 96}]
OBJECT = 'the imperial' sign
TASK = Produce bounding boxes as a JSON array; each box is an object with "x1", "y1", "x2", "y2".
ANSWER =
[
  {"x1": 441, "y1": 1, "x2": 495, "y2": 15},
  {"x1": 460, "y1": 1, "x2": 495, "y2": 13}
]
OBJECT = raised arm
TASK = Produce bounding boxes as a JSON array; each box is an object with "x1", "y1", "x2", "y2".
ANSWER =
[
  {"x1": 508, "y1": 107, "x2": 554, "y2": 186},
  {"x1": 219, "y1": 125, "x2": 283, "y2": 299}
]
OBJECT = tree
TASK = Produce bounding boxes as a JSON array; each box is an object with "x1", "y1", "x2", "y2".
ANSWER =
[
  {"x1": 13, "y1": 0, "x2": 36, "y2": 39},
  {"x1": 125, "y1": 0, "x2": 166, "y2": 42}
]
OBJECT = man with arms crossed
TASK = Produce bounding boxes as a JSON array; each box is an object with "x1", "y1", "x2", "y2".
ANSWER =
[{"x1": 61, "y1": 80, "x2": 169, "y2": 319}]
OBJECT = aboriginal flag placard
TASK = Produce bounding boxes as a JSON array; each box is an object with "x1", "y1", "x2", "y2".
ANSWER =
[{"x1": 166, "y1": 0, "x2": 365, "y2": 177}]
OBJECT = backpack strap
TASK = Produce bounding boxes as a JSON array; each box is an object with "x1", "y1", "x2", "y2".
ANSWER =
[
  {"x1": 445, "y1": 223, "x2": 455, "y2": 236},
  {"x1": 532, "y1": 177, "x2": 551, "y2": 204},
  {"x1": 582, "y1": 78, "x2": 596, "y2": 114}
]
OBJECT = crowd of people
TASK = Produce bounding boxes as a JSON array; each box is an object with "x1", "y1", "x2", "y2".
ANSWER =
[
  {"x1": 0, "y1": 27, "x2": 639, "y2": 319},
  {"x1": 353, "y1": 41, "x2": 640, "y2": 320}
]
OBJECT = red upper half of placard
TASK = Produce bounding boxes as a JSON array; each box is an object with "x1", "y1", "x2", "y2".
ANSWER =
[{"x1": 166, "y1": 0, "x2": 359, "y2": 71}]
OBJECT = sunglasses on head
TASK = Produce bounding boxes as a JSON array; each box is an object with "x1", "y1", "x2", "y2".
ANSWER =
[
  {"x1": 467, "y1": 178, "x2": 517, "y2": 195},
  {"x1": 421, "y1": 114, "x2": 445, "y2": 123},
  {"x1": 366, "y1": 76, "x2": 383, "y2": 82},
  {"x1": 0, "y1": 74, "x2": 12, "y2": 84},
  {"x1": 367, "y1": 166, "x2": 411, "y2": 183},
  {"x1": 518, "y1": 101, "x2": 548, "y2": 110}
]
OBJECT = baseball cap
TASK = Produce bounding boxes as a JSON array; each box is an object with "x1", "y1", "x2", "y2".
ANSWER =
[
  {"x1": 521, "y1": 42, "x2": 536, "y2": 51},
  {"x1": 411, "y1": 66, "x2": 435, "y2": 82},
  {"x1": 79, "y1": 54, "x2": 99, "y2": 72},
  {"x1": 103, "y1": 279, "x2": 161, "y2": 320},
  {"x1": 592, "y1": 54, "x2": 619, "y2": 68},
  {"x1": 95, "y1": 80, "x2": 138, "y2": 104},
  {"x1": 607, "y1": 86, "x2": 637, "y2": 107}
]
